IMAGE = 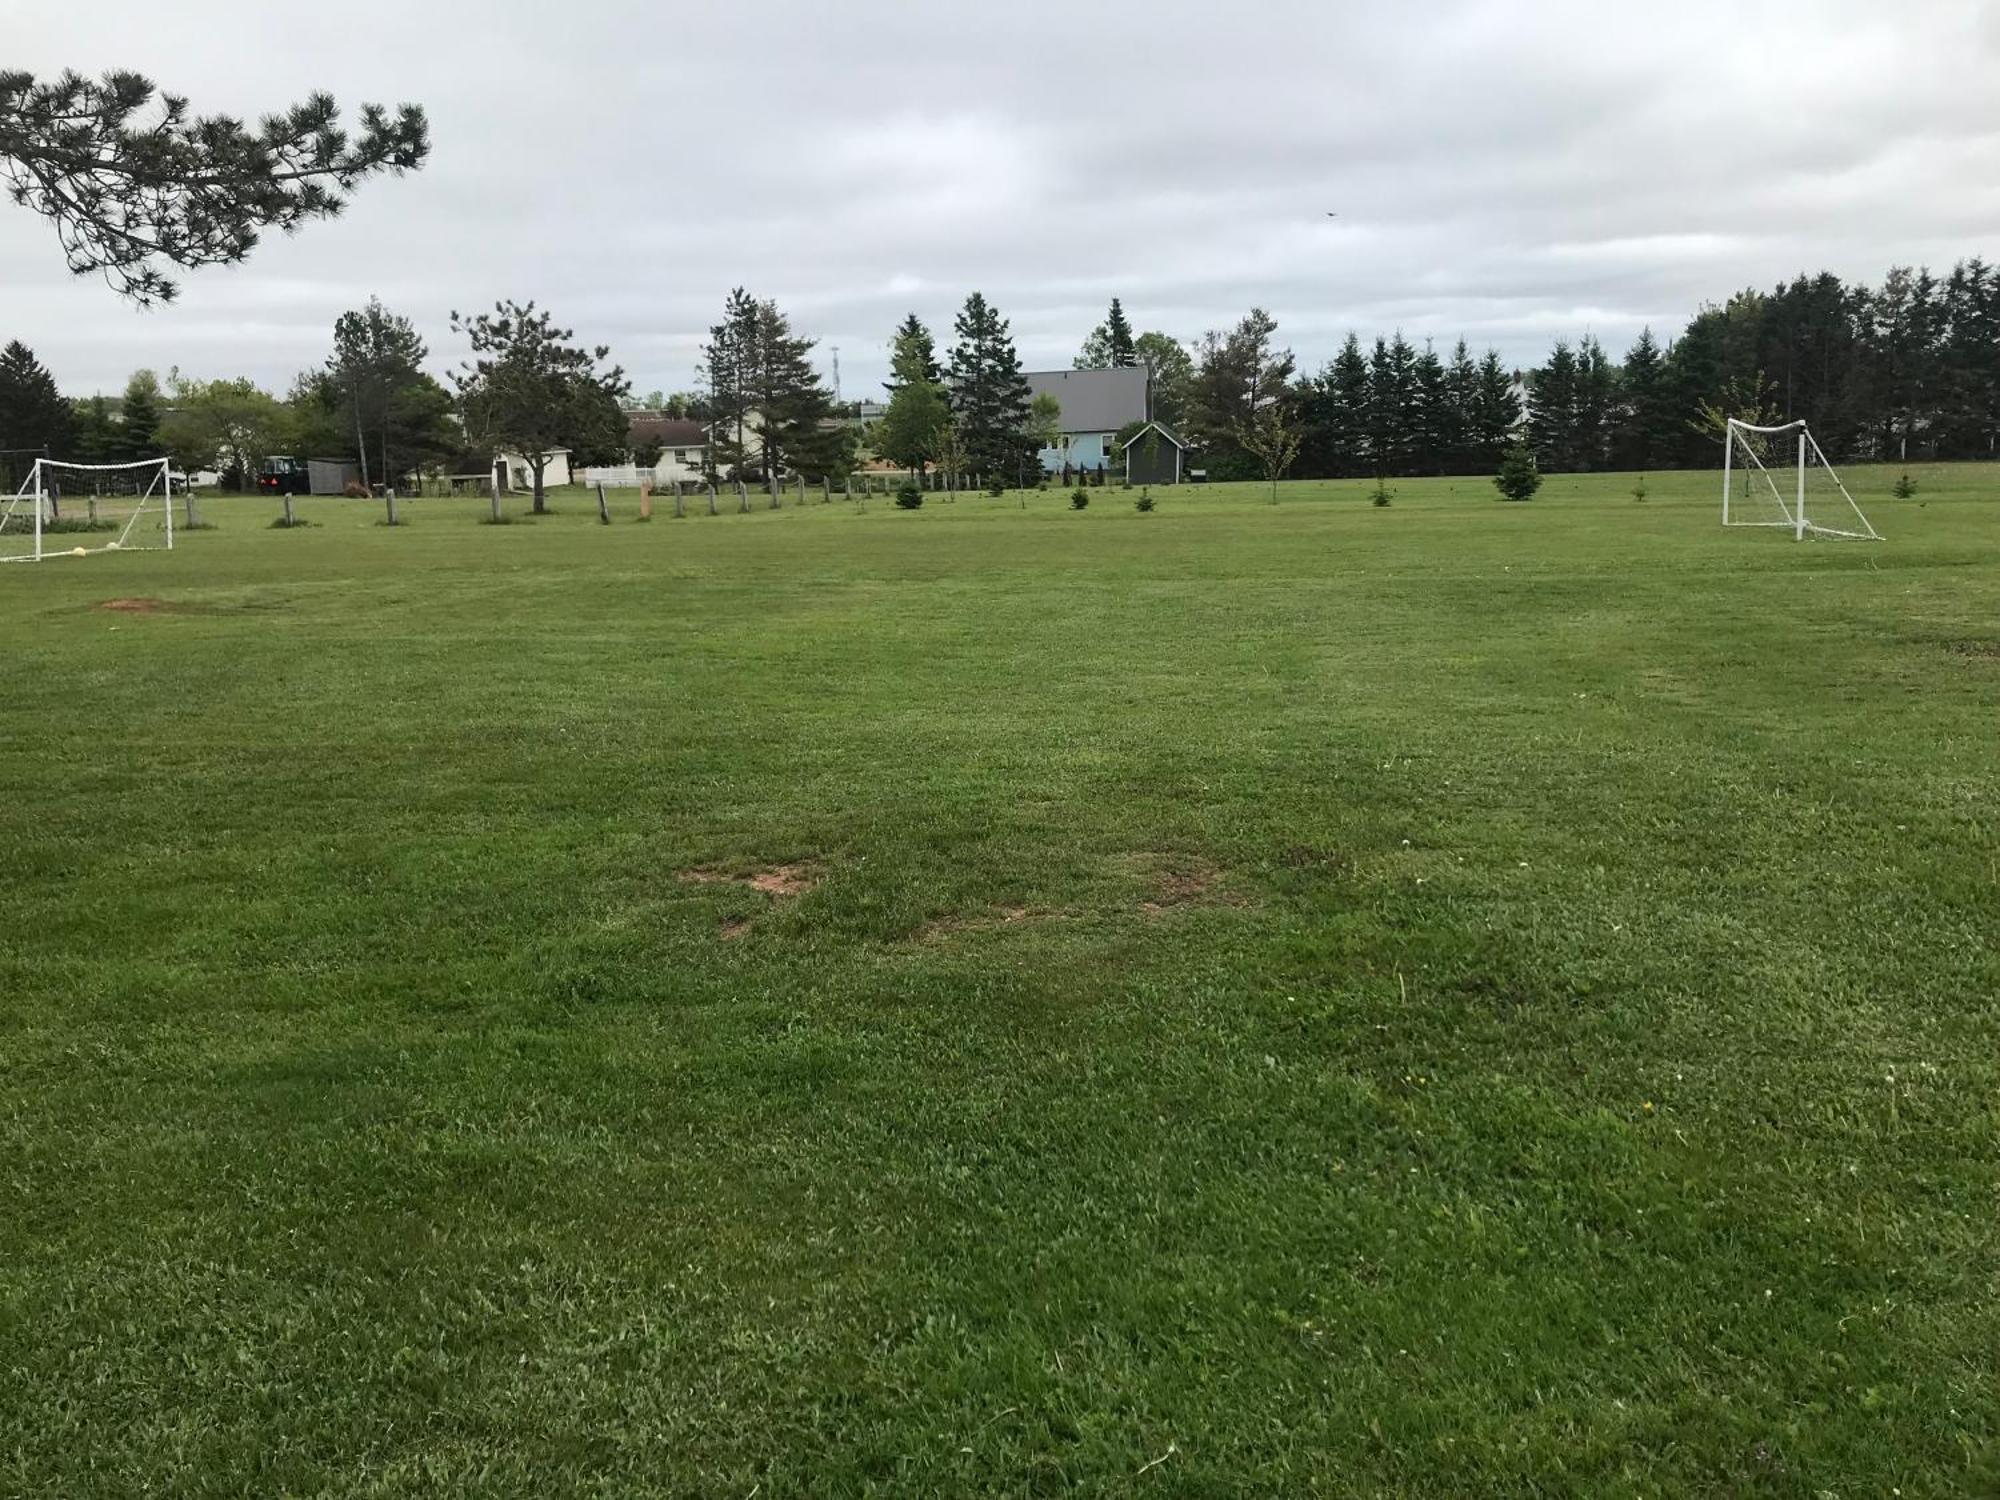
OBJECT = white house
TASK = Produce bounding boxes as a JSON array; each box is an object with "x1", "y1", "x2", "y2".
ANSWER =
[
  {"x1": 496, "y1": 448, "x2": 571, "y2": 491},
  {"x1": 628, "y1": 413, "x2": 709, "y2": 487}
]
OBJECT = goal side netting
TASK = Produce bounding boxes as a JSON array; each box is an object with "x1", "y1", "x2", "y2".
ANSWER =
[
  {"x1": 1722, "y1": 420, "x2": 1879, "y2": 541},
  {"x1": 0, "y1": 458, "x2": 175, "y2": 563}
]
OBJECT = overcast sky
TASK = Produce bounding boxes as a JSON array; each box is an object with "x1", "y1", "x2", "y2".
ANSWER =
[{"x1": 6, "y1": 0, "x2": 1999, "y2": 400}]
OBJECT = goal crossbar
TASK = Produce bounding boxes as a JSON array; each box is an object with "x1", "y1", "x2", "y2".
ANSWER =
[
  {"x1": 1722, "y1": 419, "x2": 1879, "y2": 541},
  {"x1": 1, "y1": 457, "x2": 175, "y2": 563}
]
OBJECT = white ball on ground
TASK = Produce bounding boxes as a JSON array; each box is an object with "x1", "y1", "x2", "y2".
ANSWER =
[
  {"x1": 71, "y1": 546, "x2": 87, "y2": 556},
  {"x1": 105, "y1": 541, "x2": 121, "y2": 550}
]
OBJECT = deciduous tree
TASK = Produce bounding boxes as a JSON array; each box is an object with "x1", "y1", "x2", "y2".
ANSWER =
[
  {"x1": 1134, "y1": 331, "x2": 1193, "y2": 430},
  {"x1": 328, "y1": 297, "x2": 437, "y2": 489},
  {"x1": 875, "y1": 379, "x2": 949, "y2": 481},
  {"x1": 162, "y1": 374, "x2": 292, "y2": 490},
  {"x1": 1237, "y1": 398, "x2": 1302, "y2": 503}
]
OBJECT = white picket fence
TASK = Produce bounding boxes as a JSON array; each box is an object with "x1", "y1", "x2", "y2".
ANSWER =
[{"x1": 578, "y1": 465, "x2": 652, "y2": 489}]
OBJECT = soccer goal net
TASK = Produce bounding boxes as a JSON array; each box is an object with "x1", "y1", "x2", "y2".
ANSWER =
[
  {"x1": 0, "y1": 458, "x2": 174, "y2": 563},
  {"x1": 1722, "y1": 420, "x2": 1879, "y2": 541}
]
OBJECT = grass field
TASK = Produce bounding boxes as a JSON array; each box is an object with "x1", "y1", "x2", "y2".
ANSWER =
[{"x1": 3, "y1": 465, "x2": 1997, "y2": 1496}]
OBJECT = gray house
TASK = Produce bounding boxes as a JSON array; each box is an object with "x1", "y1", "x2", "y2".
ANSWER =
[{"x1": 1026, "y1": 367, "x2": 1149, "y2": 474}]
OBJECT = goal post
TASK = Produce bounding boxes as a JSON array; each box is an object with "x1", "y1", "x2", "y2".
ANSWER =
[
  {"x1": 1722, "y1": 419, "x2": 1879, "y2": 541},
  {"x1": 1, "y1": 457, "x2": 175, "y2": 563}
]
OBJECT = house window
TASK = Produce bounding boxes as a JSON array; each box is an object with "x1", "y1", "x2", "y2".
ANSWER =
[{"x1": 673, "y1": 449, "x2": 688, "y2": 463}]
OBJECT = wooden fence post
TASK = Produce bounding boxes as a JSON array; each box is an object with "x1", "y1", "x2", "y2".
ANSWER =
[
  {"x1": 385, "y1": 487, "x2": 398, "y2": 526},
  {"x1": 596, "y1": 482, "x2": 611, "y2": 525}
]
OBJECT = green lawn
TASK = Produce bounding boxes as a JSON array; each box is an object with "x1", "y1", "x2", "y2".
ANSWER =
[{"x1": 3, "y1": 466, "x2": 1996, "y2": 1496}]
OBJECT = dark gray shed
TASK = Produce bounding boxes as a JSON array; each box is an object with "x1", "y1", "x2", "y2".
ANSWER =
[{"x1": 1121, "y1": 421, "x2": 1189, "y2": 485}]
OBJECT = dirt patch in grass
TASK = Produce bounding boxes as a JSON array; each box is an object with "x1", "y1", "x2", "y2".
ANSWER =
[
  {"x1": 1124, "y1": 853, "x2": 1249, "y2": 917},
  {"x1": 1944, "y1": 638, "x2": 2000, "y2": 659},
  {"x1": 748, "y1": 863, "x2": 820, "y2": 897},
  {"x1": 678, "y1": 861, "x2": 823, "y2": 897},
  {"x1": 97, "y1": 597, "x2": 174, "y2": 614},
  {"x1": 719, "y1": 917, "x2": 752, "y2": 941}
]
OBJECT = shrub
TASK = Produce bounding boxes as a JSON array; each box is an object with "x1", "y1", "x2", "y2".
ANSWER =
[
  {"x1": 1494, "y1": 441, "x2": 1542, "y2": 502},
  {"x1": 986, "y1": 476, "x2": 1006, "y2": 497},
  {"x1": 1632, "y1": 474, "x2": 1648, "y2": 502},
  {"x1": 1369, "y1": 479, "x2": 1394, "y2": 507},
  {"x1": 343, "y1": 481, "x2": 369, "y2": 498},
  {"x1": 895, "y1": 482, "x2": 923, "y2": 510},
  {"x1": 1135, "y1": 490, "x2": 1155, "y2": 513},
  {"x1": 1070, "y1": 489, "x2": 1089, "y2": 510},
  {"x1": 1892, "y1": 473, "x2": 1917, "y2": 499}
]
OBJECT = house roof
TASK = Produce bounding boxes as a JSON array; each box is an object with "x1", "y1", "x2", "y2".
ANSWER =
[
  {"x1": 1119, "y1": 420, "x2": 1187, "y2": 452},
  {"x1": 628, "y1": 412, "x2": 707, "y2": 447},
  {"x1": 1024, "y1": 366, "x2": 1148, "y2": 433}
]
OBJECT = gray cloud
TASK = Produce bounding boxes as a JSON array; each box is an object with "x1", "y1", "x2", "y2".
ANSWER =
[{"x1": 5, "y1": 0, "x2": 1997, "y2": 398}]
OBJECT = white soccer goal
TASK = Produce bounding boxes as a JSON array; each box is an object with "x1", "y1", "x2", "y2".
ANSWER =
[
  {"x1": 1722, "y1": 419, "x2": 1879, "y2": 541},
  {"x1": 0, "y1": 458, "x2": 175, "y2": 564}
]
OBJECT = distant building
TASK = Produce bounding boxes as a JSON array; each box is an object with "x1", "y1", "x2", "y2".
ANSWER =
[
  {"x1": 1025, "y1": 367, "x2": 1150, "y2": 473},
  {"x1": 1120, "y1": 421, "x2": 1190, "y2": 485},
  {"x1": 497, "y1": 449, "x2": 571, "y2": 491},
  {"x1": 627, "y1": 412, "x2": 709, "y2": 486}
]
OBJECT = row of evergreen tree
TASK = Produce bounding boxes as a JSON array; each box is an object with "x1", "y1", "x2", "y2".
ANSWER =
[{"x1": 1160, "y1": 259, "x2": 2000, "y2": 479}]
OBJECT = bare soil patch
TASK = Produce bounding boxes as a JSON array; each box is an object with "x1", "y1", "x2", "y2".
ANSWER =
[
  {"x1": 719, "y1": 917, "x2": 752, "y2": 941},
  {"x1": 1944, "y1": 638, "x2": 2000, "y2": 659},
  {"x1": 748, "y1": 863, "x2": 820, "y2": 897},
  {"x1": 1124, "y1": 853, "x2": 1249, "y2": 917},
  {"x1": 97, "y1": 597, "x2": 172, "y2": 613},
  {"x1": 678, "y1": 861, "x2": 824, "y2": 898}
]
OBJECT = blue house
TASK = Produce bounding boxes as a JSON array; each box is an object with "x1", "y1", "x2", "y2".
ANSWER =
[{"x1": 1026, "y1": 367, "x2": 1150, "y2": 474}]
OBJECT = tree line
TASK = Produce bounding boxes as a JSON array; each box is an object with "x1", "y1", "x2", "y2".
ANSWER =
[
  {"x1": 1102, "y1": 257, "x2": 2000, "y2": 481},
  {"x1": 3, "y1": 258, "x2": 1994, "y2": 507}
]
